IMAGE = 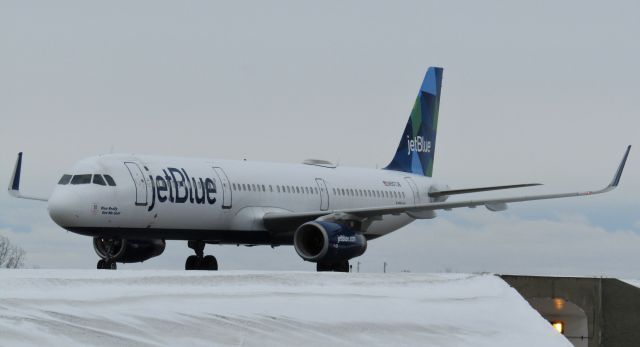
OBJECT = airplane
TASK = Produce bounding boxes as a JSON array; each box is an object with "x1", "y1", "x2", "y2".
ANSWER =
[{"x1": 8, "y1": 67, "x2": 631, "y2": 271}]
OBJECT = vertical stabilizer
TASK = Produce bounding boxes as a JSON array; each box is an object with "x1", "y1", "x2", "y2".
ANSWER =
[{"x1": 384, "y1": 67, "x2": 443, "y2": 177}]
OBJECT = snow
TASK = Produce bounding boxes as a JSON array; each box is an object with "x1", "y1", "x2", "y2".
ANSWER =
[
  {"x1": 0, "y1": 270, "x2": 570, "y2": 347},
  {"x1": 622, "y1": 279, "x2": 640, "y2": 288}
]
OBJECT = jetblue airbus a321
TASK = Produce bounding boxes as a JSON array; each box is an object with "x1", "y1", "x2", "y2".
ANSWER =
[{"x1": 8, "y1": 67, "x2": 631, "y2": 271}]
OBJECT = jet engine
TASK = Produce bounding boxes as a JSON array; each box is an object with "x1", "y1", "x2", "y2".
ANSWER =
[
  {"x1": 93, "y1": 238, "x2": 165, "y2": 263},
  {"x1": 293, "y1": 221, "x2": 367, "y2": 263}
]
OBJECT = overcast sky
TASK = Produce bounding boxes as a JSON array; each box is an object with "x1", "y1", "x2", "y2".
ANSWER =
[{"x1": 1, "y1": 1, "x2": 638, "y2": 276}]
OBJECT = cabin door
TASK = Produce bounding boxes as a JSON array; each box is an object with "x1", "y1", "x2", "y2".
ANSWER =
[
  {"x1": 404, "y1": 177, "x2": 420, "y2": 204},
  {"x1": 213, "y1": 167, "x2": 232, "y2": 209},
  {"x1": 124, "y1": 162, "x2": 148, "y2": 206},
  {"x1": 315, "y1": 178, "x2": 329, "y2": 211}
]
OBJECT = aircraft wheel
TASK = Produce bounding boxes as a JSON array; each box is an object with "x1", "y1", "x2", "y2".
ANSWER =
[
  {"x1": 185, "y1": 255, "x2": 199, "y2": 270},
  {"x1": 317, "y1": 261, "x2": 349, "y2": 272},
  {"x1": 97, "y1": 259, "x2": 117, "y2": 270},
  {"x1": 202, "y1": 255, "x2": 218, "y2": 271},
  {"x1": 335, "y1": 261, "x2": 350, "y2": 273},
  {"x1": 316, "y1": 262, "x2": 331, "y2": 272}
]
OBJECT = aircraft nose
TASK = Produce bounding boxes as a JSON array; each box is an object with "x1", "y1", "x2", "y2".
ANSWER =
[{"x1": 48, "y1": 189, "x2": 80, "y2": 227}]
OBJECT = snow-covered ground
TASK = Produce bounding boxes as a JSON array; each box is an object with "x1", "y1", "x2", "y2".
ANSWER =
[{"x1": 0, "y1": 270, "x2": 570, "y2": 347}]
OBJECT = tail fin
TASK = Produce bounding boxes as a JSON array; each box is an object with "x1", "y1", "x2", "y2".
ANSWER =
[{"x1": 384, "y1": 67, "x2": 443, "y2": 177}]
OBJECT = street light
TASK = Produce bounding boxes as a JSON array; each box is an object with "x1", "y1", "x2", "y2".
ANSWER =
[{"x1": 550, "y1": 321, "x2": 564, "y2": 334}]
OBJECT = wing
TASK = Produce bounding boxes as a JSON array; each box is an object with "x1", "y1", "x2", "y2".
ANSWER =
[
  {"x1": 427, "y1": 183, "x2": 542, "y2": 199},
  {"x1": 264, "y1": 146, "x2": 631, "y2": 232},
  {"x1": 8, "y1": 152, "x2": 49, "y2": 202}
]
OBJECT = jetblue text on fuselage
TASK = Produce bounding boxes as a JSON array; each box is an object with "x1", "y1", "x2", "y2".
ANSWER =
[
  {"x1": 147, "y1": 167, "x2": 216, "y2": 211},
  {"x1": 406, "y1": 135, "x2": 431, "y2": 155}
]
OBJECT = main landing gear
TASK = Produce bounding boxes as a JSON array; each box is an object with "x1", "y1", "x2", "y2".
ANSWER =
[
  {"x1": 316, "y1": 260, "x2": 350, "y2": 272},
  {"x1": 185, "y1": 240, "x2": 218, "y2": 271}
]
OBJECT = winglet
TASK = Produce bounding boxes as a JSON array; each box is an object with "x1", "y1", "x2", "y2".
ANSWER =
[
  {"x1": 609, "y1": 145, "x2": 631, "y2": 189},
  {"x1": 8, "y1": 152, "x2": 23, "y2": 197},
  {"x1": 8, "y1": 152, "x2": 48, "y2": 202}
]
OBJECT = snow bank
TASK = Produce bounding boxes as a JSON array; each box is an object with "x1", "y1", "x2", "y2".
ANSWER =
[{"x1": 0, "y1": 270, "x2": 570, "y2": 347}]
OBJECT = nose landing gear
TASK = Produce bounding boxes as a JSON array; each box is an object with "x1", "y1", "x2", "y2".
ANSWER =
[
  {"x1": 185, "y1": 240, "x2": 218, "y2": 271},
  {"x1": 97, "y1": 259, "x2": 117, "y2": 270},
  {"x1": 94, "y1": 238, "x2": 120, "y2": 270}
]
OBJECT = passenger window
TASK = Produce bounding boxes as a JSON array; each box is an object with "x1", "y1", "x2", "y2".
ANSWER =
[
  {"x1": 103, "y1": 175, "x2": 116, "y2": 186},
  {"x1": 92, "y1": 174, "x2": 107, "y2": 186},
  {"x1": 269, "y1": 185, "x2": 273, "y2": 192},
  {"x1": 58, "y1": 174, "x2": 72, "y2": 185},
  {"x1": 71, "y1": 174, "x2": 92, "y2": 185},
  {"x1": 287, "y1": 186, "x2": 291, "y2": 193},
  {"x1": 232, "y1": 183, "x2": 236, "y2": 190},
  {"x1": 262, "y1": 184, "x2": 266, "y2": 192}
]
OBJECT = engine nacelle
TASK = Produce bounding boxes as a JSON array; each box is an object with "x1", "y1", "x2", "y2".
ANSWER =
[
  {"x1": 293, "y1": 221, "x2": 367, "y2": 263},
  {"x1": 93, "y1": 238, "x2": 165, "y2": 263}
]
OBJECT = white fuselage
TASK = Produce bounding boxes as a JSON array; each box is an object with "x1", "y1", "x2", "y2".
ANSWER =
[{"x1": 48, "y1": 154, "x2": 439, "y2": 244}]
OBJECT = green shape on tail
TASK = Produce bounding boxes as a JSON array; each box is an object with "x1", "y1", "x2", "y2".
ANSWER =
[{"x1": 410, "y1": 96, "x2": 422, "y2": 138}]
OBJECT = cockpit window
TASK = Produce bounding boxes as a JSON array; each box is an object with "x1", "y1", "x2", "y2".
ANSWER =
[
  {"x1": 104, "y1": 175, "x2": 116, "y2": 186},
  {"x1": 58, "y1": 174, "x2": 72, "y2": 185},
  {"x1": 92, "y1": 174, "x2": 107, "y2": 186},
  {"x1": 70, "y1": 174, "x2": 92, "y2": 185}
]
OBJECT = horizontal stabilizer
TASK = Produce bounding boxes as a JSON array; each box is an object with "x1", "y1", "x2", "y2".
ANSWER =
[{"x1": 428, "y1": 183, "x2": 542, "y2": 198}]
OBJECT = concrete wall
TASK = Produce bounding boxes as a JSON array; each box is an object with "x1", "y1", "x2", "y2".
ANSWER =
[{"x1": 500, "y1": 275, "x2": 640, "y2": 347}]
